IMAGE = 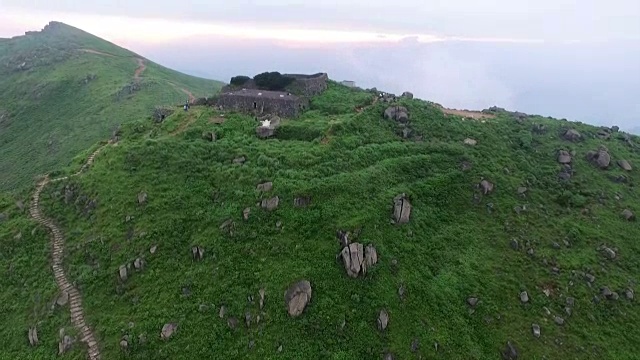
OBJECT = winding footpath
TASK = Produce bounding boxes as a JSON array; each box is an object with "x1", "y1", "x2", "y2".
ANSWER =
[{"x1": 29, "y1": 144, "x2": 109, "y2": 360}]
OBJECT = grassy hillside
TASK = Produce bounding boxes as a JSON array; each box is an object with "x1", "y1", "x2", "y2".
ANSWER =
[
  {"x1": 2, "y1": 82, "x2": 640, "y2": 359},
  {"x1": 0, "y1": 21, "x2": 224, "y2": 193}
]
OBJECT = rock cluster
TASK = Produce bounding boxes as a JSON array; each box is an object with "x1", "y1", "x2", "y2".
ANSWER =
[
  {"x1": 563, "y1": 129, "x2": 582, "y2": 141},
  {"x1": 586, "y1": 146, "x2": 611, "y2": 169},
  {"x1": 384, "y1": 106, "x2": 409, "y2": 123},
  {"x1": 339, "y1": 243, "x2": 378, "y2": 278},
  {"x1": 557, "y1": 150, "x2": 572, "y2": 164}
]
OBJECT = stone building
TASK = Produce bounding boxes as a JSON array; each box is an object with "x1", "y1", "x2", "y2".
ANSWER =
[
  {"x1": 215, "y1": 72, "x2": 327, "y2": 118},
  {"x1": 216, "y1": 89, "x2": 309, "y2": 118},
  {"x1": 341, "y1": 80, "x2": 356, "y2": 88}
]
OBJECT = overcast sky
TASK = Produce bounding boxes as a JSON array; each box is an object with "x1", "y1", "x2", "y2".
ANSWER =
[{"x1": 1, "y1": 1, "x2": 639, "y2": 132}]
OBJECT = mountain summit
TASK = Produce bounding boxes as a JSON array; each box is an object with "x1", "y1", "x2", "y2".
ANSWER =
[{"x1": 0, "y1": 22, "x2": 223, "y2": 192}]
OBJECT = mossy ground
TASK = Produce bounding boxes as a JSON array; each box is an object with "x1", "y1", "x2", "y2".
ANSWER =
[{"x1": 2, "y1": 82, "x2": 640, "y2": 359}]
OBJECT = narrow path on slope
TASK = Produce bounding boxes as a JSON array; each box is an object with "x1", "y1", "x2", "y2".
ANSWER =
[
  {"x1": 168, "y1": 81, "x2": 197, "y2": 104},
  {"x1": 78, "y1": 49, "x2": 116, "y2": 57},
  {"x1": 134, "y1": 58, "x2": 146, "y2": 81},
  {"x1": 29, "y1": 143, "x2": 111, "y2": 360}
]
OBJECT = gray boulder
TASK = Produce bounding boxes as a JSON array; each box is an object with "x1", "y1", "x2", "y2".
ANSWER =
[
  {"x1": 618, "y1": 160, "x2": 632, "y2": 171},
  {"x1": 137, "y1": 191, "x2": 147, "y2": 205},
  {"x1": 119, "y1": 265, "x2": 128, "y2": 282},
  {"x1": 480, "y1": 180, "x2": 494, "y2": 195},
  {"x1": 622, "y1": 209, "x2": 635, "y2": 221},
  {"x1": 532, "y1": 324, "x2": 541, "y2": 338},
  {"x1": 501, "y1": 341, "x2": 518, "y2": 359},
  {"x1": 161, "y1": 323, "x2": 178, "y2": 340},
  {"x1": 284, "y1": 280, "x2": 312, "y2": 317},
  {"x1": 401, "y1": 91, "x2": 414, "y2": 99},
  {"x1": 294, "y1": 196, "x2": 311, "y2": 208},
  {"x1": 340, "y1": 243, "x2": 364, "y2": 278},
  {"x1": 261, "y1": 196, "x2": 280, "y2": 211},
  {"x1": 256, "y1": 182, "x2": 273, "y2": 192},
  {"x1": 563, "y1": 129, "x2": 582, "y2": 141},
  {"x1": 557, "y1": 150, "x2": 572, "y2": 164},
  {"x1": 393, "y1": 194, "x2": 411, "y2": 224},
  {"x1": 28, "y1": 327, "x2": 39, "y2": 347},
  {"x1": 256, "y1": 126, "x2": 275, "y2": 139},
  {"x1": 377, "y1": 309, "x2": 389, "y2": 331},
  {"x1": 384, "y1": 106, "x2": 410, "y2": 123}
]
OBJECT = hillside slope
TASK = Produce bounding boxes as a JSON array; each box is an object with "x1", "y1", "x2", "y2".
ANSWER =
[
  {"x1": 0, "y1": 21, "x2": 224, "y2": 193},
  {"x1": 2, "y1": 83, "x2": 640, "y2": 359}
]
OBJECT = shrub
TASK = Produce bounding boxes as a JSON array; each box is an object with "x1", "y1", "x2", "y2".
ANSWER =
[
  {"x1": 229, "y1": 75, "x2": 250, "y2": 86},
  {"x1": 253, "y1": 72, "x2": 295, "y2": 91}
]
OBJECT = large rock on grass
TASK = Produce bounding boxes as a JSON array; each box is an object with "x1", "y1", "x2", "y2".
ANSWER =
[
  {"x1": 284, "y1": 280, "x2": 312, "y2": 317},
  {"x1": 393, "y1": 194, "x2": 411, "y2": 224}
]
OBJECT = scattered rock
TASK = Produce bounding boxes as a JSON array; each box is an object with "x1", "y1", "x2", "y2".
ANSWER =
[
  {"x1": 261, "y1": 196, "x2": 280, "y2": 211},
  {"x1": 566, "y1": 297, "x2": 575, "y2": 306},
  {"x1": 364, "y1": 244, "x2": 378, "y2": 270},
  {"x1": 16, "y1": 200, "x2": 24, "y2": 211},
  {"x1": 401, "y1": 91, "x2": 413, "y2": 99},
  {"x1": 461, "y1": 161, "x2": 473, "y2": 171},
  {"x1": 464, "y1": 138, "x2": 478, "y2": 146},
  {"x1": 618, "y1": 160, "x2": 632, "y2": 171},
  {"x1": 501, "y1": 341, "x2": 519, "y2": 359},
  {"x1": 552, "y1": 242, "x2": 561, "y2": 249},
  {"x1": 392, "y1": 194, "x2": 411, "y2": 224},
  {"x1": 467, "y1": 297, "x2": 479, "y2": 307},
  {"x1": 294, "y1": 196, "x2": 311, "y2": 208},
  {"x1": 192, "y1": 246, "x2": 205, "y2": 261},
  {"x1": 532, "y1": 324, "x2": 541, "y2": 338},
  {"x1": 199, "y1": 304, "x2": 208, "y2": 312},
  {"x1": 150, "y1": 245, "x2": 158, "y2": 254},
  {"x1": 259, "y1": 288, "x2": 266, "y2": 309},
  {"x1": 119, "y1": 265, "x2": 128, "y2": 282},
  {"x1": 256, "y1": 126, "x2": 275, "y2": 139},
  {"x1": 585, "y1": 273, "x2": 596, "y2": 283},
  {"x1": 510, "y1": 239, "x2": 519, "y2": 250},
  {"x1": 242, "y1": 207, "x2": 251, "y2": 220},
  {"x1": 58, "y1": 334, "x2": 74, "y2": 355},
  {"x1": 517, "y1": 187, "x2": 528, "y2": 195},
  {"x1": 602, "y1": 247, "x2": 616, "y2": 259},
  {"x1": 622, "y1": 209, "x2": 635, "y2": 221},
  {"x1": 219, "y1": 305, "x2": 226, "y2": 318},
  {"x1": 398, "y1": 284, "x2": 406, "y2": 300},
  {"x1": 563, "y1": 129, "x2": 582, "y2": 141},
  {"x1": 284, "y1": 280, "x2": 312, "y2": 317},
  {"x1": 625, "y1": 288, "x2": 634, "y2": 300},
  {"x1": 411, "y1": 338, "x2": 420, "y2": 352},
  {"x1": 137, "y1": 191, "x2": 147, "y2": 205},
  {"x1": 56, "y1": 291, "x2": 69, "y2": 307},
  {"x1": 233, "y1": 156, "x2": 246, "y2": 165},
  {"x1": 587, "y1": 146, "x2": 611, "y2": 168},
  {"x1": 227, "y1": 317, "x2": 238, "y2": 329},
  {"x1": 520, "y1": 291, "x2": 529, "y2": 303},
  {"x1": 28, "y1": 327, "x2": 39, "y2": 346},
  {"x1": 120, "y1": 338, "x2": 128, "y2": 349},
  {"x1": 340, "y1": 243, "x2": 365, "y2": 278},
  {"x1": 245, "y1": 311, "x2": 252, "y2": 328},
  {"x1": 554, "y1": 316, "x2": 565, "y2": 325},
  {"x1": 565, "y1": 307, "x2": 573, "y2": 317},
  {"x1": 383, "y1": 352, "x2": 396, "y2": 360},
  {"x1": 557, "y1": 150, "x2": 572, "y2": 164},
  {"x1": 256, "y1": 182, "x2": 273, "y2": 192},
  {"x1": 480, "y1": 180, "x2": 494, "y2": 195},
  {"x1": 134, "y1": 258, "x2": 144, "y2": 270},
  {"x1": 377, "y1": 309, "x2": 389, "y2": 331},
  {"x1": 202, "y1": 131, "x2": 216, "y2": 142}
]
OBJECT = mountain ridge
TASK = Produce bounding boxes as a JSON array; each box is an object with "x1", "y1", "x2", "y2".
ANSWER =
[{"x1": 0, "y1": 21, "x2": 224, "y2": 193}]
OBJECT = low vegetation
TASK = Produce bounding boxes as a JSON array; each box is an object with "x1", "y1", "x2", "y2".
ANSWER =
[{"x1": 3, "y1": 78, "x2": 640, "y2": 359}]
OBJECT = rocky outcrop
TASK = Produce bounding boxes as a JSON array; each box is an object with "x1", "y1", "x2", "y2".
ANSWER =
[
  {"x1": 401, "y1": 91, "x2": 413, "y2": 99},
  {"x1": 563, "y1": 129, "x2": 582, "y2": 141},
  {"x1": 256, "y1": 126, "x2": 275, "y2": 139},
  {"x1": 284, "y1": 280, "x2": 312, "y2": 317},
  {"x1": 384, "y1": 106, "x2": 409, "y2": 123},
  {"x1": 339, "y1": 242, "x2": 378, "y2": 278},
  {"x1": 393, "y1": 194, "x2": 411, "y2": 224}
]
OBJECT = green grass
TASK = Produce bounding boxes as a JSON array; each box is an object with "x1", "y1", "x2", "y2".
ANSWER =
[
  {"x1": 0, "y1": 22, "x2": 224, "y2": 193},
  {"x1": 3, "y1": 76, "x2": 640, "y2": 359}
]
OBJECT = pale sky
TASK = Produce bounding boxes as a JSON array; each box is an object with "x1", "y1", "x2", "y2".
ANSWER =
[
  {"x1": 1, "y1": 1, "x2": 639, "y2": 131},
  {"x1": 1, "y1": 0, "x2": 639, "y2": 43}
]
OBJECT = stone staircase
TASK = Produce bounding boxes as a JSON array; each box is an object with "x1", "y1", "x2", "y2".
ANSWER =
[{"x1": 29, "y1": 144, "x2": 109, "y2": 360}]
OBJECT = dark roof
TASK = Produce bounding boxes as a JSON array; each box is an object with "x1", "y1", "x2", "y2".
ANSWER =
[{"x1": 220, "y1": 89, "x2": 299, "y2": 100}]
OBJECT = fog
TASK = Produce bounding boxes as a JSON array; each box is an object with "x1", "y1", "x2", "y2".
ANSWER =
[{"x1": 124, "y1": 36, "x2": 640, "y2": 132}]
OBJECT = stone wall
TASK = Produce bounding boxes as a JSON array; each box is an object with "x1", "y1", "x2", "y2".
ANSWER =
[
  {"x1": 216, "y1": 92, "x2": 309, "y2": 118},
  {"x1": 284, "y1": 73, "x2": 328, "y2": 97}
]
